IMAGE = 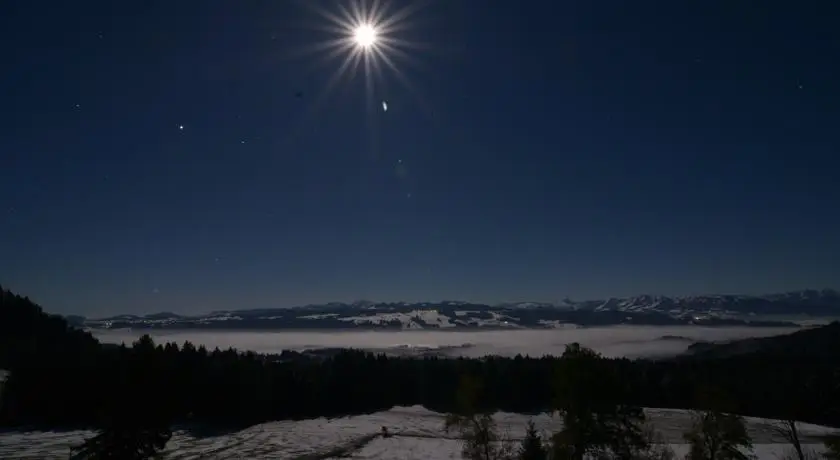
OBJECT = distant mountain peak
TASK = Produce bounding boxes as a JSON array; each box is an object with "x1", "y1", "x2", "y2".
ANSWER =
[
  {"x1": 144, "y1": 311, "x2": 182, "y2": 320},
  {"x1": 85, "y1": 289, "x2": 838, "y2": 329}
]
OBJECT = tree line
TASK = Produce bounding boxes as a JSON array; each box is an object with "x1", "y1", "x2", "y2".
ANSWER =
[
  {"x1": 2, "y1": 285, "x2": 840, "y2": 458},
  {"x1": 446, "y1": 345, "x2": 759, "y2": 460}
]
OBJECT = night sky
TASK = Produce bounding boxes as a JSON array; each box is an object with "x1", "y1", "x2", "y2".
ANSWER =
[{"x1": 2, "y1": 1, "x2": 839, "y2": 316}]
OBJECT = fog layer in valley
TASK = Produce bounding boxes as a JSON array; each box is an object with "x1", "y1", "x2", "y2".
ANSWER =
[{"x1": 93, "y1": 326, "x2": 798, "y2": 358}]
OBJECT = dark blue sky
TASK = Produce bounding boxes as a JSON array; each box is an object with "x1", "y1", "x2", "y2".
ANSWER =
[{"x1": 2, "y1": 1, "x2": 838, "y2": 315}]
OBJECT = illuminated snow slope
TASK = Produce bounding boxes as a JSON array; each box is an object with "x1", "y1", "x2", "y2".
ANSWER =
[{"x1": 1, "y1": 406, "x2": 837, "y2": 459}]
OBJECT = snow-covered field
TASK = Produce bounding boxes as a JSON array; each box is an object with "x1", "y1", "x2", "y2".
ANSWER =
[
  {"x1": 92, "y1": 326, "x2": 797, "y2": 359},
  {"x1": 1, "y1": 406, "x2": 836, "y2": 459}
]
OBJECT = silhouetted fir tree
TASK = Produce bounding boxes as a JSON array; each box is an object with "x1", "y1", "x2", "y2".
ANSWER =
[
  {"x1": 518, "y1": 420, "x2": 547, "y2": 460},
  {"x1": 444, "y1": 374, "x2": 513, "y2": 460},
  {"x1": 550, "y1": 344, "x2": 648, "y2": 460},
  {"x1": 66, "y1": 335, "x2": 175, "y2": 458}
]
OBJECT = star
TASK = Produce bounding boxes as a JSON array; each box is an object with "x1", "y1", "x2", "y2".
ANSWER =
[{"x1": 178, "y1": 125, "x2": 184, "y2": 130}]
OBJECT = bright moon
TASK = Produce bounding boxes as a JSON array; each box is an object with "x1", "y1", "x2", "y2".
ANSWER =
[{"x1": 354, "y1": 24, "x2": 377, "y2": 49}]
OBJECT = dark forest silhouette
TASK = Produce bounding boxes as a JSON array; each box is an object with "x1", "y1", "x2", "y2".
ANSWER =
[{"x1": 2, "y1": 284, "x2": 839, "y2": 443}]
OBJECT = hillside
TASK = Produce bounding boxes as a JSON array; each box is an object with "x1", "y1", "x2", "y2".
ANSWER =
[
  {"x1": 0, "y1": 285, "x2": 100, "y2": 371},
  {"x1": 686, "y1": 320, "x2": 840, "y2": 359},
  {"x1": 1, "y1": 405, "x2": 837, "y2": 459},
  {"x1": 3, "y1": 284, "x2": 840, "y2": 435}
]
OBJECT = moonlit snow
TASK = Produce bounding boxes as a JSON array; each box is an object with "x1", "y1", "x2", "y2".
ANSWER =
[
  {"x1": 1, "y1": 406, "x2": 836, "y2": 459},
  {"x1": 93, "y1": 326, "x2": 797, "y2": 359}
]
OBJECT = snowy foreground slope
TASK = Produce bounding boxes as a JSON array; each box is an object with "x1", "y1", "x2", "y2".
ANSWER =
[{"x1": 2, "y1": 406, "x2": 837, "y2": 459}]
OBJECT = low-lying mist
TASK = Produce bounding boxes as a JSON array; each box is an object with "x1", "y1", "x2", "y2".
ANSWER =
[{"x1": 92, "y1": 325, "x2": 798, "y2": 359}]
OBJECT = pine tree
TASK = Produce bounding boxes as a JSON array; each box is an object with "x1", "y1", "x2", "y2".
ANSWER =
[
  {"x1": 444, "y1": 374, "x2": 513, "y2": 460},
  {"x1": 550, "y1": 343, "x2": 648, "y2": 460},
  {"x1": 518, "y1": 420, "x2": 547, "y2": 460}
]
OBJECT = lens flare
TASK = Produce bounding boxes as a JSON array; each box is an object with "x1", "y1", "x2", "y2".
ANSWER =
[
  {"x1": 354, "y1": 24, "x2": 377, "y2": 49},
  {"x1": 285, "y1": 0, "x2": 435, "y2": 136}
]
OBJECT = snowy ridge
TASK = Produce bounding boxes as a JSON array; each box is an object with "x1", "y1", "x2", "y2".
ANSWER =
[
  {"x1": 80, "y1": 289, "x2": 839, "y2": 331},
  {"x1": 338, "y1": 310, "x2": 457, "y2": 329}
]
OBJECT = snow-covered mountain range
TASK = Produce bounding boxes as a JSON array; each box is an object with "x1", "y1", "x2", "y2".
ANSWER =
[{"x1": 79, "y1": 289, "x2": 840, "y2": 330}]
